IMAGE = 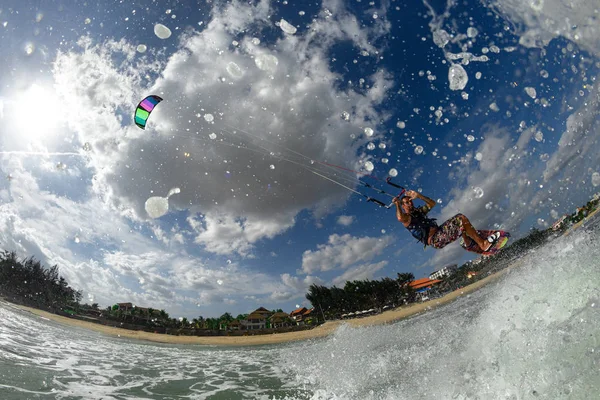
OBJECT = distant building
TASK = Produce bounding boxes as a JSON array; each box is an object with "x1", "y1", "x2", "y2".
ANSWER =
[
  {"x1": 290, "y1": 307, "x2": 309, "y2": 324},
  {"x1": 242, "y1": 307, "x2": 273, "y2": 330},
  {"x1": 116, "y1": 302, "x2": 133, "y2": 311},
  {"x1": 301, "y1": 308, "x2": 315, "y2": 324},
  {"x1": 409, "y1": 278, "x2": 442, "y2": 301},
  {"x1": 227, "y1": 320, "x2": 242, "y2": 330},
  {"x1": 243, "y1": 312, "x2": 267, "y2": 330},
  {"x1": 270, "y1": 311, "x2": 293, "y2": 328},
  {"x1": 429, "y1": 264, "x2": 458, "y2": 280},
  {"x1": 552, "y1": 215, "x2": 568, "y2": 231},
  {"x1": 407, "y1": 278, "x2": 442, "y2": 290}
]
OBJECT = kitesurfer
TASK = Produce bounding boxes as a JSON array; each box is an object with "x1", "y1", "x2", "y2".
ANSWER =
[{"x1": 392, "y1": 190, "x2": 499, "y2": 251}]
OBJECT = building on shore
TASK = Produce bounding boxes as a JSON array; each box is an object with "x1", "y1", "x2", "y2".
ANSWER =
[
  {"x1": 409, "y1": 278, "x2": 442, "y2": 301},
  {"x1": 552, "y1": 215, "x2": 568, "y2": 231},
  {"x1": 429, "y1": 264, "x2": 458, "y2": 280},
  {"x1": 242, "y1": 307, "x2": 272, "y2": 330}
]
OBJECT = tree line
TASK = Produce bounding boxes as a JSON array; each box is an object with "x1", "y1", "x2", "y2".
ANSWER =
[
  {"x1": 305, "y1": 273, "x2": 416, "y2": 320},
  {"x1": 0, "y1": 251, "x2": 290, "y2": 333},
  {"x1": 0, "y1": 250, "x2": 82, "y2": 311}
]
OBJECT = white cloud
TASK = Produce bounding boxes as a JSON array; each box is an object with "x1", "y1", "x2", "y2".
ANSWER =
[
  {"x1": 543, "y1": 84, "x2": 600, "y2": 184},
  {"x1": 187, "y1": 213, "x2": 296, "y2": 257},
  {"x1": 267, "y1": 273, "x2": 325, "y2": 303},
  {"x1": 41, "y1": 0, "x2": 394, "y2": 259},
  {"x1": 425, "y1": 78, "x2": 600, "y2": 269},
  {"x1": 491, "y1": 0, "x2": 600, "y2": 56},
  {"x1": 281, "y1": 273, "x2": 323, "y2": 292},
  {"x1": 301, "y1": 233, "x2": 393, "y2": 274},
  {"x1": 0, "y1": 165, "x2": 293, "y2": 315},
  {"x1": 336, "y1": 215, "x2": 355, "y2": 226},
  {"x1": 331, "y1": 260, "x2": 388, "y2": 286}
]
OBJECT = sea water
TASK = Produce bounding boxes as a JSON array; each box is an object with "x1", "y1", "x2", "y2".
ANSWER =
[{"x1": 1, "y1": 218, "x2": 599, "y2": 399}]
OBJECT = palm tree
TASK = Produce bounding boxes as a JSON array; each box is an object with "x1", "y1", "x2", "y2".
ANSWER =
[
  {"x1": 147, "y1": 308, "x2": 154, "y2": 324},
  {"x1": 159, "y1": 309, "x2": 169, "y2": 324},
  {"x1": 129, "y1": 306, "x2": 138, "y2": 323},
  {"x1": 219, "y1": 312, "x2": 234, "y2": 330}
]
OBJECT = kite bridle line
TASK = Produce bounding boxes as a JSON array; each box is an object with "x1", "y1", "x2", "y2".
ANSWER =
[
  {"x1": 162, "y1": 124, "x2": 407, "y2": 209},
  {"x1": 133, "y1": 96, "x2": 407, "y2": 207},
  {"x1": 219, "y1": 124, "x2": 408, "y2": 208}
]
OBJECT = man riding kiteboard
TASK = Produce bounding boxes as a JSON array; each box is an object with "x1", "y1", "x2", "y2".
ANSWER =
[{"x1": 393, "y1": 190, "x2": 500, "y2": 252}]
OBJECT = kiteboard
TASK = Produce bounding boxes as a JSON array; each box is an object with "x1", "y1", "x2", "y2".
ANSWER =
[{"x1": 460, "y1": 230, "x2": 510, "y2": 256}]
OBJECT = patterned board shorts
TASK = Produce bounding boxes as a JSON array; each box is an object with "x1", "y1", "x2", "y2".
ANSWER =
[{"x1": 430, "y1": 214, "x2": 465, "y2": 249}]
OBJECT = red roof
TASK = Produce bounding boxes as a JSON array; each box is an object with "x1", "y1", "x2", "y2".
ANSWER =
[
  {"x1": 409, "y1": 278, "x2": 441, "y2": 290},
  {"x1": 290, "y1": 307, "x2": 307, "y2": 316}
]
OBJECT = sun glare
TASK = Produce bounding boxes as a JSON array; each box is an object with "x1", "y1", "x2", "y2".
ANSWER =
[{"x1": 10, "y1": 84, "x2": 65, "y2": 142}]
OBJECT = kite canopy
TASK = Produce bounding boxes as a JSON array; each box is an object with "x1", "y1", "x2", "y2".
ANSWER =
[{"x1": 134, "y1": 95, "x2": 163, "y2": 129}]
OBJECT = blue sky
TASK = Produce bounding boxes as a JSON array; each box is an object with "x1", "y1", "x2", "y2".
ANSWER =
[{"x1": 0, "y1": 0, "x2": 599, "y2": 318}]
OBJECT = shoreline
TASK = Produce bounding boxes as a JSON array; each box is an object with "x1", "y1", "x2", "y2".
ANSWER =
[
  {"x1": 563, "y1": 206, "x2": 599, "y2": 234},
  {"x1": 9, "y1": 210, "x2": 595, "y2": 347},
  {"x1": 5, "y1": 263, "x2": 521, "y2": 346}
]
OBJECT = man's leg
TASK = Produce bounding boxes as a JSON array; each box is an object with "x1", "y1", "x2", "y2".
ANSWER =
[
  {"x1": 431, "y1": 214, "x2": 492, "y2": 251},
  {"x1": 455, "y1": 214, "x2": 492, "y2": 251},
  {"x1": 460, "y1": 232, "x2": 476, "y2": 250},
  {"x1": 431, "y1": 214, "x2": 473, "y2": 249}
]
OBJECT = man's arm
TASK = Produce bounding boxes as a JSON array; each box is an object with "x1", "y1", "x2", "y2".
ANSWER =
[
  {"x1": 393, "y1": 198, "x2": 410, "y2": 224},
  {"x1": 414, "y1": 192, "x2": 436, "y2": 211}
]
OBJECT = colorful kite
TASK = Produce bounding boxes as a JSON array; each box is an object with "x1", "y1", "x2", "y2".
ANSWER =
[{"x1": 134, "y1": 95, "x2": 163, "y2": 129}]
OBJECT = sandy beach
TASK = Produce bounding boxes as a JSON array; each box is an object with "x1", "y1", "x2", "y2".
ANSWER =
[{"x1": 9, "y1": 262, "x2": 521, "y2": 347}]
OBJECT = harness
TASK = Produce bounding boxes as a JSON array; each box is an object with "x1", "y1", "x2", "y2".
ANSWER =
[{"x1": 406, "y1": 207, "x2": 438, "y2": 247}]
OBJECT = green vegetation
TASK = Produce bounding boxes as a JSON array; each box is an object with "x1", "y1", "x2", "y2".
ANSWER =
[
  {"x1": 0, "y1": 254, "x2": 303, "y2": 335},
  {"x1": 0, "y1": 251, "x2": 82, "y2": 311},
  {"x1": 305, "y1": 273, "x2": 415, "y2": 320}
]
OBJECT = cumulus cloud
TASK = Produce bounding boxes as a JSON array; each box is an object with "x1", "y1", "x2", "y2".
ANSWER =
[
  {"x1": 44, "y1": 0, "x2": 394, "y2": 258},
  {"x1": 426, "y1": 79, "x2": 600, "y2": 269},
  {"x1": 542, "y1": 82, "x2": 600, "y2": 184},
  {"x1": 266, "y1": 273, "x2": 325, "y2": 303},
  {"x1": 188, "y1": 213, "x2": 296, "y2": 257},
  {"x1": 301, "y1": 233, "x2": 393, "y2": 274},
  {"x1": 489, "y1": 0, "x2": 600, "y2": 55},
  {"x1": 336, "y1": 215, "x2": 355, "y2": 226},
  {"x1": 331, "y1": 260, "x2": 388, "y2": 286}
]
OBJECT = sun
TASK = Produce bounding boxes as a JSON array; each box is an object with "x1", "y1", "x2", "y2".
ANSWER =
[{"x1": 10, "y1": 84, "x2": 66, "y2": 142}]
